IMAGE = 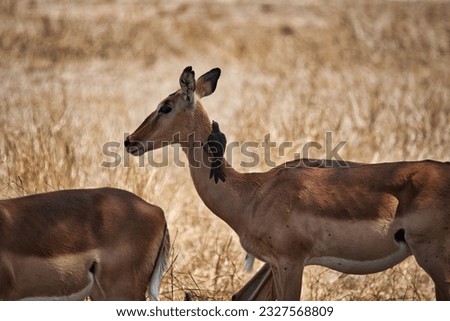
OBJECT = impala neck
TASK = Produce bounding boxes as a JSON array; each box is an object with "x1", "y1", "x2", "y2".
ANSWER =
[{"x1": 182, "y1": 105, "x2": 256, "y2": 233}]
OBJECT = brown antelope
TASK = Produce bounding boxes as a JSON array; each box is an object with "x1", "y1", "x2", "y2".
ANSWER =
[
  {"x1": 0, "y1": 187, "x2": 169, "y2": 300},
  {"x1": 124, "y1": 66, "x2": 450, "y2": 300}
]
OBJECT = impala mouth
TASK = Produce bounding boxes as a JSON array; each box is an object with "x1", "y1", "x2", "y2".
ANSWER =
[
  {"x1": 124, "y1": 136, "x2": 147, "y2": 156},
  {"x1": 126, "y1": 144, "x2": 145, "y2": 156}
]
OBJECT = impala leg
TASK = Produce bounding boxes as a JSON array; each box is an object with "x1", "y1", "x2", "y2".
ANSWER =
[
  {"x1": 90, "y1": 278, "x2": 147, "y2": 300},
  {"x1": 90, "y1": 273, "x2": 147, "y2": 300},
  {"x1": 408, "y1": 238, "x2": 450, "y2": 300},
  {"x1": 88, "y1": 262, "x2": 147, "y2": 300},
  {"x1": 0, "y1": 262, "x2": 13, "y2": 300},
  {"x1": 415, "y1": 256, "x2": 450, "y2": 301},
  {"x1": 232, "y1": 263, "x2": 275, "y2": 300},
  {"x1": 271, "y1": 259, "x2": 304, "y2": 301},
  {"x1": 435, "y1": 281, "x2": 450, "y2": 301},
  {"x1": 428, "y1": 260, "x2": 449, "y2": 301}
]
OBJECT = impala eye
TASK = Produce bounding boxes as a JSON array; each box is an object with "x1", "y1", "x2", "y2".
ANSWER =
[{"x1": 159, "y1": 105, "x2": 172, "y2": 114}]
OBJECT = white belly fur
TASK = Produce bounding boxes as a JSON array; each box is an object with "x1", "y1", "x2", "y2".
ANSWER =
[
  {"x1": 305, "y1": 241, "x2": 411, "y2": 274},
  {"x1": 19, "y1": 271, "x2": 94, "y2": 301},
  {"x1": 4, "y1": 250, "x2": 100, "y2": 300}
]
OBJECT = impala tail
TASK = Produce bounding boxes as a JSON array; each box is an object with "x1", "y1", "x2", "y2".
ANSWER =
[{"x1": 148, "y1": 224, "x2": 170, "y2": 301}]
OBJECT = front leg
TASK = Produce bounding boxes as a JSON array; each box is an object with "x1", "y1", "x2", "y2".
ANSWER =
[{"x1": 271, "y1": 258, "x2": 304, "y2": 301}]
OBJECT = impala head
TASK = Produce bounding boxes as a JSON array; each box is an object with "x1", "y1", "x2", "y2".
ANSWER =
[{"x1": 125, "y1": 66, "x2": 221, "y2": 156}]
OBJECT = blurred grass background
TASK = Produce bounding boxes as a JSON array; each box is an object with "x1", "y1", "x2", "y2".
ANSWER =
[{"x1": 0, "y1": 0, "x2": 449, "y2": 300}]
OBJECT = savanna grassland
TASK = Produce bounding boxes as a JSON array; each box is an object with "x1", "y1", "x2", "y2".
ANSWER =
[{"x1": 0, "y1": 0, "x2": 449, "y2": 300}]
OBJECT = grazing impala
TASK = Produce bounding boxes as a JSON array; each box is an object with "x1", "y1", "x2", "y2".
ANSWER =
[
  {"x1": 125, "y1": 66, "x2": 450, "y2": 300},
  {"x1": 0, "y1": 187, "x2": 169, "y2": 300}
]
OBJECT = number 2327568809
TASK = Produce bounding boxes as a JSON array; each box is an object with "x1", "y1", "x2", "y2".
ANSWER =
[{"x1": 258, "y1": 306, "x2": 334, "y2": 317}]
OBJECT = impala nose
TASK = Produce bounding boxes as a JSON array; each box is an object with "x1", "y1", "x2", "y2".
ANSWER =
[
  {"x1": 124, "y1": 135, "x2": 145, "y2": 156},
  {"x1": 124, "y1": 136, "x2": 131, "y2": 148}
]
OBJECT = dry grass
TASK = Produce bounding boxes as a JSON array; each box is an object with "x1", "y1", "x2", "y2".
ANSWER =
[{"x1": 1, "y1": 0, "x2": 449, "y2": 300}]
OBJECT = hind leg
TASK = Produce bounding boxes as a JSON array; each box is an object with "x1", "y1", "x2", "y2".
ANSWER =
[
  {"x1": 425, "y1": 256, "x2": 450, "y2": 301},
  {"x1": 417, "y1": 258, "x2": 450, "y2": 300},
  {"x1": 408, "y1": 238, "x2": 450, "y2": 300},
  {"x1": 232, "y1": 263, "x2": 275, "y2": 301},
  {"x1": 435, "y1": 281, "x2": 450, "y2": 301},
  {"x1": 90, "y1": 274, "x2": 148, "y2": 300},
  {"x1": 88, "y1": 262, "x2": 149, "y2": 300}
]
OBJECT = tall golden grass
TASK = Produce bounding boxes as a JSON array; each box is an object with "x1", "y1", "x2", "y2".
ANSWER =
[{"x1": 1, "y1": 0, "x2": 449, "y2": 300}]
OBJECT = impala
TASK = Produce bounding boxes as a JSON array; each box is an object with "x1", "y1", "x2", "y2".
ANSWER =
[
  {"x1": 125, "y1": 66, "x2": 450, "y2": 300},
  {"x1": 0, "y1": 187, "x2": 169, "y2": 300}
]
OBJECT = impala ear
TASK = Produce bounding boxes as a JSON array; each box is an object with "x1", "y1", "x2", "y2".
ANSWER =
[
  {"x1": 196, "y1": 68, "x2": 221, "y2": 98},
  {"x1": 179, "y1": 66, "x2": 196, "y2": 102}
]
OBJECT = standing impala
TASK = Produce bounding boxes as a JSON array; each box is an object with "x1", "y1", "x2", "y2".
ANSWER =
[
  {"x1": 0, "y1": 187, "x2": 169, "y2": 300},
  {"x1": 125, "y1": 66, "x2": 450, "y2": 300}
]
